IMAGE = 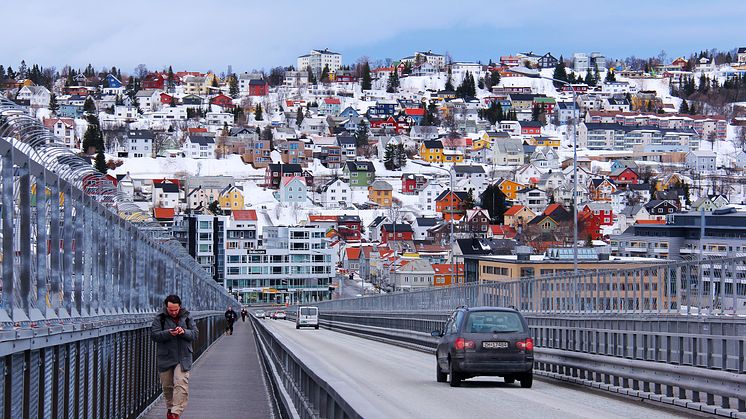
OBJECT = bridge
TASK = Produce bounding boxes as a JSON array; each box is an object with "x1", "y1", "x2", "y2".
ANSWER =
[{"x1": 0, "y1": 96, "x2": 745, "y2": 419}]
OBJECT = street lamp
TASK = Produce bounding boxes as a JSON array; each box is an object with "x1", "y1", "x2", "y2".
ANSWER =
[
  {"x1": 413, "y1": 161, "x2": 458, "y2": 285},
  {"x1": 508, "y1": 66, "x2": 579, "y2": 274}
]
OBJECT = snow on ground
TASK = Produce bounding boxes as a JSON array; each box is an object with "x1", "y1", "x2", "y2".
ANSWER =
[{"x1": 112, "y1": 154, "x2": 264, "y2": 179}]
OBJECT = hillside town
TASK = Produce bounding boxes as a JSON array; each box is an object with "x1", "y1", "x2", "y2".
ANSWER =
[{"x1": 5, "y1": 46, "x2": 746, "y2": 305}]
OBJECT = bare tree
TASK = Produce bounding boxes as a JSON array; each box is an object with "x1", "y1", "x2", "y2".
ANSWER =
[{"x1": 134, "y1": 64, "x2": 149, "y2": 79}]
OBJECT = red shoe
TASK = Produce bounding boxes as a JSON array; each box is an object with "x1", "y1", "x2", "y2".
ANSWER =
[{"x1": 167, "y1": 410, "x2": 175, "y2": 419}]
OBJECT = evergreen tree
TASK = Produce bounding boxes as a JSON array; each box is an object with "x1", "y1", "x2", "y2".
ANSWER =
[
  {"x1": 229, "y1": 73, "x2": 239, "y2": 98},
  {"x1": 18, "y1": 60, "x2": 28, "y2": 79},
  {"x1": 361, "y1": 61, "x2": 372, "y2": 90},
  {"x1": 386, "y1": 69, "x2": 399, "y2": 93},
  {"x1": 6, "y1": 66, "x2": 15, "y2": 80},
  {"x1": 296, "y1": 107, "x2": 304, "y2": 127},
  {"x1": 0, "y1": 65, "x2": 5, "y2": 80},
  {"x1": 477, "y1": 77, "x2": 485, "y2": 90},
  {"x1": 593, "y1": 63, "x2": 601, "y2": 85},
  {"x1": 211, "y1": 75, "x2": 219, "y2": 88},
  {"x1": 395, "y1": 143, "x2": 407, "y2": 168},
  {"x1": 683, "y1": 183, "x2": 691, "y2": 207},
  {"x1": 307, "y1": 67, "x2": 317, "y2": 85},
  {"x1": 254, "y1": 104, "x2": 263, "y2": 121},
  {"x1": 479, "y1": 185, "x2": 507, "y2": 224},
  {"x1": 531, "y1": 103, "x2": 541, "y2": 121},
  {"x1": 584, "y1": 70, "x2": 596, "y2": 87},
  {"x1": 463, "y1": 188, "x2": 476, "y2": 210},
  {"x1": 167, "y1": 65, "x2": 175, "y2": 92},
  {"x1": 383, "y1": 143, "x2": 396, "y2": 170},
  {"x1": 262, "y1": 125, "x2": 274, "y2": 150},
  {"x1": 445, "y1": 67, "x2": 454, "y2": 91},
  {"x1": 83, "y1": 96, "x2": 97, "y2": 114},
  {"x1": 355, "y1": 123, "x2": 369, "y2": 148},
  {"x1": 94, "y1": 151, "x2": 108, "y2": 174},
  {"x1": 605, "y1": 69, "x2": 616, "y2": 82},
  {"x1": 679, "y1": 100, "x2": 690, "y2": 114},
  {"x1": 82, "y1": 115, "x2": 104, "y2": 153},
  {"x1": 552, "y1": 61, "x2": 568, "y2": 88},
  {"x1": 48, "y1": 93, "x2": 59, "y2": 115},
  {"x1": 320, "y1": 64, "x2": 330, "y2": 84}
]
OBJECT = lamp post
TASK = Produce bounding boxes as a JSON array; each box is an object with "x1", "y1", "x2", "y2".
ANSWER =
[
  {"x1": 508, "y1": 66, "x2": 579, "y2": 274},
  {"x1": 414, "y1": 161, "x2": 458, "y2": 284}
]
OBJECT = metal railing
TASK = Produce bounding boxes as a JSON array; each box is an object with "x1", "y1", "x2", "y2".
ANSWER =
[
  {"x1": 0, "y1": 97, "x2": 236, "y2": 417},
  {"x1": 313, "y1": 256, "x2": 746, "y2": 316}
]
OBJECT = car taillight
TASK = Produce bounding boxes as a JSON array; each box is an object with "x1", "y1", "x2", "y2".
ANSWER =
[
  {"x1": 455, "y1": 338, "x2": 475, "y2": 351},
  {"x1": 516, "y1": 338, "x2": 534, "y2": 351}
]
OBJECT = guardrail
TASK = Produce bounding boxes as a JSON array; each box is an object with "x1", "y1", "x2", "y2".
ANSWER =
[
  {"x1": 251, "y1": 316, "x2": 365, "y2": 419},
  {"x1": 315, "y1": 311, "x2": 746, "y2": 417}
]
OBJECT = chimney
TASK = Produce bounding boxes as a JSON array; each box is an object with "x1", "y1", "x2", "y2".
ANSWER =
[{"x1": 516, "y1": 245, "x2": 532, "y2": 261}]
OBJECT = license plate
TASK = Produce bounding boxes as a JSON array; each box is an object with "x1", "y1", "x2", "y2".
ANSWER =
[{"x1": 482, "y1": 341, "x2": 509, "y2": 349}]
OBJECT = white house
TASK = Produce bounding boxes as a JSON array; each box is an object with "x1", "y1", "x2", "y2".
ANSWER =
[
  {"x1": 117, "y1": 172, "x2": 135, "y2": 201},
  {"x1": 515, "y1": 163, "x2": 544, "y2": 186},
  {"x1": 126, "y1": 130, "x2": 153, "y2": 158},
  {"x1": 451, "y1": 62, "x2": 484, "y2": 85},
  {"x1": 735, "y1": 150, "x2": 746, "y2": 169},
  {"x1": 114, "y1": 105, "x2": 139, "y2": 121},
  {"x1": 530, "y1": 147, "x2": 560, "y2": 170},
  {"x1": 152, "y1": 182, "x2": 180, "y2": 209},
  {"x1": 146, "y1": 106, "x2": 188, "y2": 121},
  {"x1": 498, "y1": 121, "x2": 521, "y2": 136},
  {"x1": 43, "y1": 118, "x2": 76, "y2": 148},
  {"x1": 206, "y1": 112, "x2": 234, "y2": 128},
  {"x1": 516, "y1": 186, "x2": 548, "y2": 214},
  {"x1": 418, "y1": 181, "x2": 442, "y2": 213},
  {"x1": 412, "y1": 217, "x2": 439, "y2": 241},
  {"x1": 392, "y1": 258, "x2": 435, "y2": 291},
  {"x1": 183, "y1": 135, "x2": 216, "y2": 159},
  {"x1": 491, "y1": 138, "x2": 524, "y2": 166},
  {"x1": 135, "y1": 89, "x2": 161, "y2": 112},
  {"x1": 685, "y1": 150, "x2": 716, "y2": 172},
  {"x1": 277, "y1": 176, "x2": 307, "y2": 205},
  {"x1": 451, "y1": 165, "x2": 487, "y2": 192},
  {"x1": 409, "y1": 126, "x2": 439, "y2": 141},
  {"x1": 17, "y1": 86, "x2": 51, "y2": 107},
  {"x1": 299, "y1": 117, "x2": 328, "y2": 136},
  {"x1": 318, "y1": 178, "x2": 352, "y2": 208}
]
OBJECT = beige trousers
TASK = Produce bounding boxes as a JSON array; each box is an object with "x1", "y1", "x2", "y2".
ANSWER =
[{"x1": 159, "y1": 364, "x2": 190, "y2": 415}]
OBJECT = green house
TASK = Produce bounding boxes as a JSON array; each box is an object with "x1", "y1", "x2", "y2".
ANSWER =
[{"x1": 344, "y1": 161, "x2": 376, "y2": 187}]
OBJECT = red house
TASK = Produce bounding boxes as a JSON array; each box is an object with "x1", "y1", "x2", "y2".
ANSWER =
[
  {"x1": 210, "y1": 93, "x2": 234, "y2": 109},
  {"x1": 142, "y1": 72, "x2": 165, "y2": 90},
  {"x1": 369, "y1": 116, "x2": 402, "y2": 133},
  {"x1": 337, "y1": 215, "x2": 362, "y2": 242},
  {"x1": 580, "y1": 202, "x2": 613, "y2": 240},
  {"x1": 609, "y1": 167, "x2": 639, "y2": 186},
  {"x1": 160, "y1": 92, "x2": 175, "y2": 105},
  {"x1": 519, "y1": 121, "x2": 542, "y2": 136},
  {"x1": 381, "y1": 223, "x2": 414, "y2": 243},
  {"x1": 248, "y1": 79, "x2": 269, "y2": 96}
]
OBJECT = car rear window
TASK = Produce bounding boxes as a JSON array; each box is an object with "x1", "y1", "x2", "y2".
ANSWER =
[
  {"x1": 300, "y1": 308, "x2": 316, "y2": 316},
  {"x1": 465, "y1": 311, "x2": 524, "y2": 333}
]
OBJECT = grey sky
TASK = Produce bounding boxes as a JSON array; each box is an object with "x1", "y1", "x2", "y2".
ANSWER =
[{"x1": 4, "y1": 0, "x2": 745, "y2": 74}]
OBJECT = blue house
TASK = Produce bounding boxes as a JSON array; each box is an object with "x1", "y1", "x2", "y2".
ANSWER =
[
  {"x1": 105, "y1": 74, "x2": 123, "y2": 88},
  {"x1": 366, "y1": 102, "x2": 397, "y2": 118},
  {"x1": 339, "y1": 106, "x2": 360, "y2": 118},
  {"x1": 58, "y1": 105, "x2": 84, "y2": 118}
]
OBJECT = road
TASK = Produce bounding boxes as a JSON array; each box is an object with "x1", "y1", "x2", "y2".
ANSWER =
[{"x1": 261, "y1": 319, "x2": 700, "y2": 419}]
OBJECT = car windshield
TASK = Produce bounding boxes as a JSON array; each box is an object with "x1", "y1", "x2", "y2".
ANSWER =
[
  {"x1": 466, "y1": 311, "x2": 524, "y2": 333},
  {"x1": 300, "y1": 308, "x2": 317, "y2": 316}
]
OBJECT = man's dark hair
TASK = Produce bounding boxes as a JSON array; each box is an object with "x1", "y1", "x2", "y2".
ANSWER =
[{"x1": 164, "y1": 294, "x2": 182, "y2": 306}]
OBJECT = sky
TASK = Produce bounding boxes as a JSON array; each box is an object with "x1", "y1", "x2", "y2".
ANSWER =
[{"x1": 4, "y1": 0, "x2": 745, "y2": 75}]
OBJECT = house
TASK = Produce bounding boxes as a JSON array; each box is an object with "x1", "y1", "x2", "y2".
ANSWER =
[
  {"x1": 691, "y1": 196, "x2": 720, "y2": 212},
  {"x1": 401, "y1": 173, "x2": 428, "y2": 195},
  {"x1": 381, "y1": 223, "x2": 414, "y2": 244},
  {"x1": 419, "y1": 140, "x2": 445, "y2": 162},
  {"x1": 317, "y1": 178, "x2": 352, "y2": 208},
  {"x1": 644, "y1": 199, "x2": 679, "y2": 218},
  {"x1": 277, "y1": 176, "x2": 307, "y2": 205},
  {"x1": 432, "y1": 263, "x2": 462, "y2": 287},
  {"x1": 344, "y1": 160, "x2": 376, "y2": 187},
  {"x1": 580, "y1": 202, "x2": 614, "y2": 239},
  {"x1": 530, "y1": 147, "x2": 560, "y2": 170},
  {"x1": 210, "y1": 93, "x2": 234, "y2": 110},
  {"x1": 368, "y1": 180, "x2": 393, "y2": 207},
  {"x1": 125, "y1": 130, "x2": 154, "y2": 158},
  {"x1": 504, "y1": 205, "x2": 535, "y2": 229},
  {"x1": 610, "y1": 159, "x2": 639, "y2": 173},
  {"x1": 515, "y1": 187, "x2": 548, "y2": 214},
  {"x1": 142, "y1": 72, "x2": 165, "y2": 90},
  {"x1": 16, "y1": 85, "x2": 51, "y2": 107},
  {"x1": 588, "y1": 178, "x2": 617, "y2": 202},
  {"x1": 43, "y1": 118, "x2": 76, "y2": 148},
  {"x1": 738, "y1": 47, "x2": 746, "y2": 64},
  {"x1": 514, "y1": 163, "x2": 544, "y2": 186},
  {"x1": 344, "y1": 247, "x2": 362, "y2": 273},
  {"x1": 392, "y1": 259, "x2": 434, "y2": 291},
  {"x1": 152, "y1": 181, "x2": 180, "y2": 209},
  {"x1": 183, "y1": 135, "x2": 216, "y2": 159},
  {"x1": 609, "y1": 167, "x2": 639, "y2": 186},
  {"x1": 336, "y1": 134, "x2": 357, "y2": 159},
  {"x1": 280, "y1": 138, "x2": 305, "y2": 165},
  {"x1": 492, "y1": 137, "x2": 524, "y2": 166},
  {"x1": 686, "y1": 150, "x2": 716, "y2": 171},
  {"x1": 527, "y1": 203, "x2": 572, "y2": 234},
  {"x1": 264, "y1": 163, "x2": 303, "y2": 189},
  {"x1": 435, "y1": 190, "x2": 469, "y2": 221},
  {"x1": 135, "y1": 89, "x2": 161, "y2": 112},
  {"x1": 496, "y1": 179, "x2": 524, "y2": 200},
  {"x1": 217, "y1": 185, "x2": 245, "y2": 212},
  {"x1": 404, "y1": 108, "x2": 425, "y2": 125},
  {"x1": 418, "y1": 181, "x2": 442, "y2": 212},
  {"x1": 319, "y1": 97, "x2": 341, "y2": 116},
  {"x1": 537, "y1": 52, "x2": 559, "y2": 68},
  {"x1": 537, "y1": 170, "x2": 565, "y2": 194},
  {"x1": 464, "y1": 208, "x2": 492, "y2": 238},
  {"x1": 602, "y1": 97, "x2": 631, "y2": 112},
  {"x1": 451, "y1": 165, "x2": 487, "y2": 192},
  {"x1": 248, "y1": 79, "x2": 269, "y2": 96},
  {"x1": 412, "y1": 217, "x2": 439, "y2": 241},
  {"x1": 519, "y1": 121, "x2": 542, "y2": 136},
  {"x1": 410, "y1": 125, "x2": 439, "y2": 141}
]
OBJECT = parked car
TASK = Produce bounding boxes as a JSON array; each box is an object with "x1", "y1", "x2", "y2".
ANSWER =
[
  {"x1": 296, "y1": 306, "x2": 319, "y2": 329},
  {"x1": 271, "y1": 310, "x2": 287, "y2": 320},
  {"x1": 432, "y1": 306, "x2": 534, "y2": 388},
  {"x1": 254, "y1": 310, "x2": 266, "y2": 319}
]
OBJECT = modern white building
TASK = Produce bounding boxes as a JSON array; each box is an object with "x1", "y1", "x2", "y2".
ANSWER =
[
  {"x1": 125, "y1": 130, "x2": 153, "y2": 158},
  {"x1": 183, "y1": 135, "x2": 216, "y2": 159},
  {"x1": 297, "y1": 49, "x2": 342, "y2": 77}
]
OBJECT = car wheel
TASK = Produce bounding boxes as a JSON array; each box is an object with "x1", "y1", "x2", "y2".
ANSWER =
[
  {"x1": 504, "y1": 376, "x2": 515, "y2": 384},
  {"x1": 436, "y1": 360, "x2": 447, "y2": 383},
  {"x1": 448, "y1": 360, "x2": 461, "y2": 387},
  {"x1": 520, "y1": 372, "x2": 533, "y2": 388}
]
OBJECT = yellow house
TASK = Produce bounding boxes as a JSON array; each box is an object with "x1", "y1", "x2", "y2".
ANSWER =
[
  {"x1": 218, "y1": 185, "x2": 245, "y2": 211},
  {"x1": 657, "y1": 173, "x2": 687, "y2": 191},
  {"x1": 497, "y1": 179, "x2": 525, "y2": 200},
  {"x1": 419, "y1": 140, "x2": 445, "y2": 163},
  {"x1": 531, "y1": 136, "x2": 561, "y2": 148},
  {"x1": 503, "y1": 205, "x2": 536, "y2": 229},
  {"x1": 473, "y1": 135, "x2": 492, "y2": 150},
  {"x1": 443, "y1": 149, "x2": 464, "y2": 163},
  {"x1": 368, "y1": 180, "x2": 393, "y2": 207}
]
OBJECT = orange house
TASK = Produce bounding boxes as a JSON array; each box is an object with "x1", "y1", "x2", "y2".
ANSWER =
[
  {"x1": 435, "y1": 190, "x2": 469, "y2": 221},
  {"x1": 432, "y1": 263, "x2": 464, "y2": 286},
  {"x1": 497, "y1": 179, "x2": 525, "y2": 200}
]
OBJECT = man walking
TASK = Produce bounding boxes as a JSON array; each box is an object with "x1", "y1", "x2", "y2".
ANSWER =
[
  {"x1": 241, "y1": 307, "x2": 248, "y2": 322},
  {"x1": 225, "y1": 305, "x2": 238, "y2": 335},
  {"x1": 151, "y1": 294, "x2": 198, "y2": 419}
]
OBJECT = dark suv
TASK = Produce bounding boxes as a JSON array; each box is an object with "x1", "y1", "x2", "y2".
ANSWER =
[{"x1": 431, "y1": 306, "x2": 534, "y2": 388}]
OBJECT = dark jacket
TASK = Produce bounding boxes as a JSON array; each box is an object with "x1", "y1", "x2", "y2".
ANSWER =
[
  {"x1": 150, "y1": 307, "x2": 198, "y2": 372},
  {"x1": 225, "y1": 309, "x2": 238, "y2": 323}
]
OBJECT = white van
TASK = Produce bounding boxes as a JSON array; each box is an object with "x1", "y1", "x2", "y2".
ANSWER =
[{"x1": 296, "y1": 306, "x2": 319, "y2": 329}]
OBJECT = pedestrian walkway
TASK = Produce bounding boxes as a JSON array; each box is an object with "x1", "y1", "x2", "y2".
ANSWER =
[{"x1": 141, "y1": 319, "x2": 274, "y2": 419}]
